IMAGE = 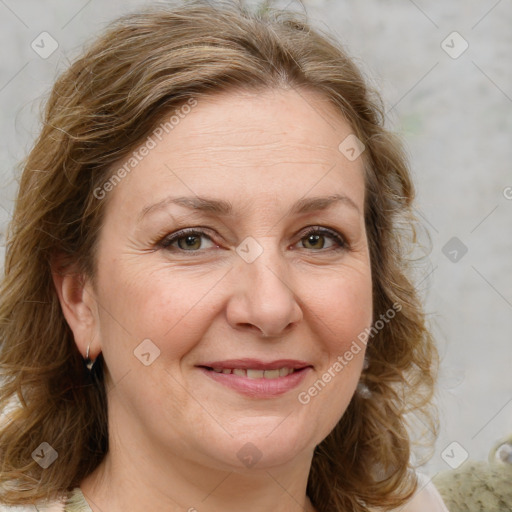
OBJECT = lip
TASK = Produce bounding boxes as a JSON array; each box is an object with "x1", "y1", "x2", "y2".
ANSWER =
[{"x1": 196, "y1": 359, "x2": 313, "y2": 398}]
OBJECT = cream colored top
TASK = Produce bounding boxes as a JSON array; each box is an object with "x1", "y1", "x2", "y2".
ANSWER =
[
  {"x1": 0, "y1": 474, "x2": 449, "y2": 511},
  {"x1": 400, "y1": 472, "x2": 450, "y2": 511}
]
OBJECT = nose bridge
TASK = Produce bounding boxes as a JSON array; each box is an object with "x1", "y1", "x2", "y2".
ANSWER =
[
  {"x1": 247, "y1": 249, "x2": 287, "y2": 297},
  {"x1": 228, "y1": 236, "x2": 302, "y2": 336},
  {"x1": 242, "y1": 233, "x2": 290, "y2": 288}
]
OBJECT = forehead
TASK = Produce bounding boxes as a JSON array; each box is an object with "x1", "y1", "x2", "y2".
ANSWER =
[
  {"x1": 105, "y1": 87, "x2": 366, "y2": 217},
  {"x1": 167, "y1": 87, "x2": 355, "y2": 161}
]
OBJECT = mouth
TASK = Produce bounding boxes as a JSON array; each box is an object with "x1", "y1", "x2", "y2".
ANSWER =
[
  {"x1": 196, "y1": 359, "x2": 313, "y2": 398},
  {"x1": 205, "y1": 367, "x2": 299, "y2": 379}
]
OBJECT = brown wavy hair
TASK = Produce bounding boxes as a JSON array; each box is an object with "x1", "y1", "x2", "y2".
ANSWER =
[{"x1": 0, "y1": 1, "x2": 438, "y2": 509}]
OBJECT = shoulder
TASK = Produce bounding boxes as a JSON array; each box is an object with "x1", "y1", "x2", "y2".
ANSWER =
[
  {"x1": 0, "y1": 506, "x2": 34, "y2": 512},
  {"x1": 0, "y1": 499, "x2": 65, "y2": 512},
  {"x1": 398, "y1": 472, "x2": 450, "y2": 512},
  {"x1": 366, "y1": 472, "x2": 450, "y2": 512},
  {"x1": 0, "y1": 488, "x2": 89, "y2": 512}
]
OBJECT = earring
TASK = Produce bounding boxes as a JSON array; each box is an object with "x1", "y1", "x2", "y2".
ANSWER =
[
  {"x1": 357, "y1": 356, "x2": 371, "y2": 398},
  {"x1": 84, "y1": 344, "x2": 95, "y2": 371},
  {"x1": 357, "y1": 381, "x2": 372, "y2": 399}
]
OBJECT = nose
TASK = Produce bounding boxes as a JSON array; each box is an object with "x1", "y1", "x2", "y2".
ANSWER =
[{"x1": 225, "y1": 245, "x2": 303, "y2": 338}]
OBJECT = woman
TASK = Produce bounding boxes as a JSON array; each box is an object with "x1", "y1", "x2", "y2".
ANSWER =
[{"x1": 0, "y1": 1, "x2": 449, "y2": 510}]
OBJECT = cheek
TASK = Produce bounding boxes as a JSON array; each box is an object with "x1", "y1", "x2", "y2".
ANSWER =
[
  {"x1": 308, "y1": 268, "x2": 373, "y2": 352},
  {"x1": 293, "y1": 270, "x2": 372, "y2": 443},
  {"x1": 96, "y1": 262, "x2": 224, "y2": 361}
]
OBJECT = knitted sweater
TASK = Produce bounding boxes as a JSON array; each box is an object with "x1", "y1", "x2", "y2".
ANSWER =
[
  {"x1": 432, "y1": 438, "x2": 512, "y2": 512},
  {"x1": 0, "y1": 488, "x2": 89, "y2": 511}
]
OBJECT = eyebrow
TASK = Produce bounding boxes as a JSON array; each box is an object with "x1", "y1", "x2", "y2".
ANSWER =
[{"x1": 139, "y1": 193, "x2": 360, "y2": 221}]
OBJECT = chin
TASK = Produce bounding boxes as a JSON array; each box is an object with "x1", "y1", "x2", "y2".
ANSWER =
[{"x1": 198, "y1": 425, "x2": 316, "y2": 472}]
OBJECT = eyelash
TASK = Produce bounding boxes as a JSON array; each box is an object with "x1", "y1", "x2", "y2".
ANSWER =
[{"x1": 158, "y1": 226, "x2": 348, "y2": 254}]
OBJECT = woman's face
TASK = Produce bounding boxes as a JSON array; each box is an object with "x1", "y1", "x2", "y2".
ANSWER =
[{"x1": 87, "y1": 88, "x2": 373, "y2": 471}]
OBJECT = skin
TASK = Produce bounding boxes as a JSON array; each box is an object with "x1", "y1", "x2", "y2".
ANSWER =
[{"x1": 53, "y1": 87, "x2": 373, "y2": 512}]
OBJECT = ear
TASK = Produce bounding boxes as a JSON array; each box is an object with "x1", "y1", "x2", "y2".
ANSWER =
[{"x1": 51, "y1": 259, "x2": 101, "y2": 361}]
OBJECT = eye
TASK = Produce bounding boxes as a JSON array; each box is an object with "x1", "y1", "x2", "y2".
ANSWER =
[
  {"x1": 158, "y1": 226, "x2": 347, "y2": 254},
  {"x1": 160, "y1": 228, "x2": 217, "y2": 252},
  {"x1": 296, "y1": 227, "x2": 346, "y2": 251}
]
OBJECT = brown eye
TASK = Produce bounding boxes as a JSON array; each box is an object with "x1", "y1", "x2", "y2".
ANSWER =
[
  {"x1": 298, "y1": 227, "x2": 346, "y2": 251},
  {"x1": 177, "y1": 235, "x2": 202, "y2": 250},
  {"x1": 302, "y1": 233, "x2": 326, "y2": 249},
  {"x1": 161, "y1": 229, "x2": 216, "y2": 252}
]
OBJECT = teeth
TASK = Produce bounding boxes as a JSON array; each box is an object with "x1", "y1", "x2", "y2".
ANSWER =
[
  {"x1": 211, "y1": 367, "x2": 297, "y2": 379},
  {"x1": 246, "y1": 369, "x2": 264, "y2": 379}
]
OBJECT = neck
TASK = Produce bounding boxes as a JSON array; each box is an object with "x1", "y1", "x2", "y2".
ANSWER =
[{"x1": 80, "y1": 433, "x2": 317, "y2": 512}]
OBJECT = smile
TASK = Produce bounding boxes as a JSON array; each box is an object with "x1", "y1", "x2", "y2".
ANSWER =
[
  {"x1": 210, "y1": 367, "x2": 297, "y2": 379},
  {"x1": 197, "y1": 359, "x2": 312, "y2": 398}
]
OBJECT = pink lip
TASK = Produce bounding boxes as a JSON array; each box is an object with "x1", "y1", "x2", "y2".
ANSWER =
[{"x1": 197, "y1": 360, "x2": 312, "y2": 398}]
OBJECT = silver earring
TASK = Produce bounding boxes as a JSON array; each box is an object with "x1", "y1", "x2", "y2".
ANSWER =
[
  {"x1": 84, "y1": 344, "x2": 94, "y2": 371},
  {"x1": 357, "y1": 356, "x2": 371, "y2": 398},
  {"x1": 357, "y1": 381, "x2": 372, "y2": 399}
]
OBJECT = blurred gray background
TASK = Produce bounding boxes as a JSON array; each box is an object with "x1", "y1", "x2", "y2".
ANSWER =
[{"x1": 1, "y1": 0, "x2": 511, "y2": 480}]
